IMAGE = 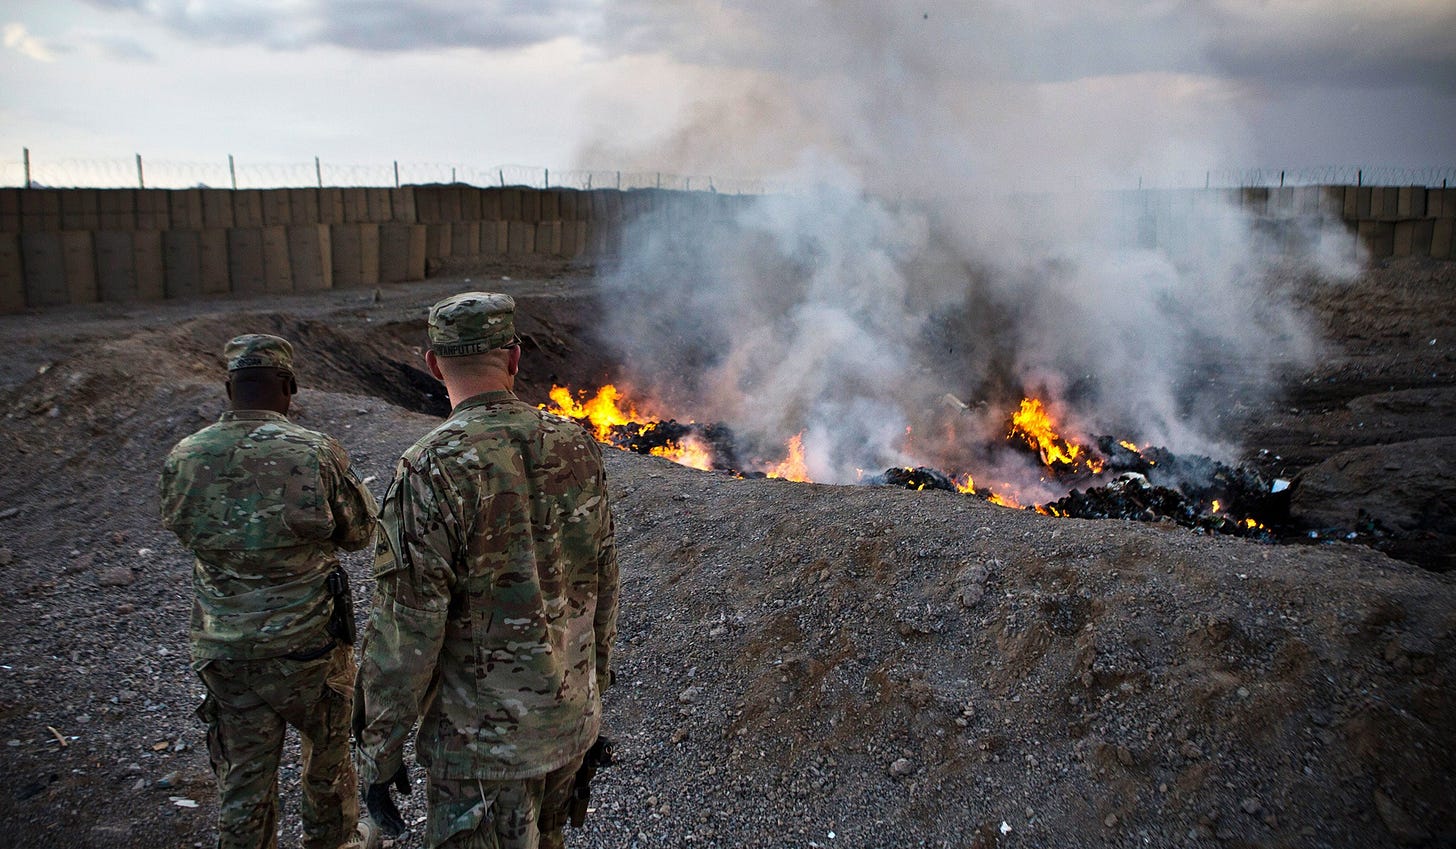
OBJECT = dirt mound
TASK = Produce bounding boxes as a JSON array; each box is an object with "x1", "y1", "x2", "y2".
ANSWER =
[{"x1": 0, "y1": 264, "x2": 1453, "y2": 849}]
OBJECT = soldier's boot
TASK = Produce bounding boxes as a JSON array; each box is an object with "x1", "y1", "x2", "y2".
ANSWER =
[{"x1": 339, "y1": 818, "x2": 381, "y2": 849}]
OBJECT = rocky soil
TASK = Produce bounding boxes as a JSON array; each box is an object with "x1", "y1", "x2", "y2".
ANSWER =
[{"x1": 0, "y1": 256, "x2": 1452, "y2": 849}]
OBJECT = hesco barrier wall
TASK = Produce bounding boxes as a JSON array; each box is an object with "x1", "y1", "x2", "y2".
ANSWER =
[{"x1": 0, "y1": 184, "x2": 1452, "y2": 314}]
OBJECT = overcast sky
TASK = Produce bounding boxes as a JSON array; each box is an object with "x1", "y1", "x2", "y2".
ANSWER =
[{"x1": 1, "y1": 0, "x2": 1452, "y2": 188}]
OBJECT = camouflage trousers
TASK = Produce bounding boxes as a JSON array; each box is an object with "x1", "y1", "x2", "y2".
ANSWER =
[
  {"x1": 194, "y1": 645, "x2": 359, "y2": 849},
  {"x1": 424, "y1": 754, "x2": 584, "y2": 849}
]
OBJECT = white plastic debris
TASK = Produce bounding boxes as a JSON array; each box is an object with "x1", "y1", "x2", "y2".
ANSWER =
[
  {"x1": 1271, "y1": 479, "x2": 1290, "y2": 493},
  {"x1": 1000, "y1": 821, "x2": 1012, "y2": 835},
  {"x1": 170, "y1": 796, "x2": 198, "y2": 808}
]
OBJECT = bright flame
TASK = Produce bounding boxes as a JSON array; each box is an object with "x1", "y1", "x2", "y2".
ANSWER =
[
  {"x1": 766, "y1": 433, "x2": 811, "y2": 482},
  {"x1": 1212, "y1": 499, "x2": 1222, "y2": 513},
  {"x1": 545, "y1": 384, "x2": 649, "y2": 442},
  {"x1": 1119, "y1": 440, "x2": 1140, "y2": 453},
  {"x1": 649, "y1": 435, "x2": 715, "y2": 471},
  {"x1": 987, "y1": 492, "x2": 1021, "y2": 508},
  {"x1": 1008, "y1": 398, "x2": 1104, "y2": 473},
  {"x1": 954, "y1": 473, "x2": 976, "y2": 494}
]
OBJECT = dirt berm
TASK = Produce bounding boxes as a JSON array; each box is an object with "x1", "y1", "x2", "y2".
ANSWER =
[{"x1": 0, "y1": 259, "x2": 1451, "y2": 849}]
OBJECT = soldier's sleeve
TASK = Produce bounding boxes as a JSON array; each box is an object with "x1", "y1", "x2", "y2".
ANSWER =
[
  {"x1": 322, "y1": 436, "x2": 378, "y2": 552},
  {"x1": 354, "y1": 451, "x2": 461, "y2": 785},
  {"x1": 591, "y1": 447, "x2": 619, "y2": 695}
]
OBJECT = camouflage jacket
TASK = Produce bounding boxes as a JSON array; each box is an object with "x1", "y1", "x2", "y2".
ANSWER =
[
  {"x1": 159, "y1": 409, "x2": 377, "y2": 660},
  {"x1": 356, "y1": 390, "x2": 618, "y2": 782}
]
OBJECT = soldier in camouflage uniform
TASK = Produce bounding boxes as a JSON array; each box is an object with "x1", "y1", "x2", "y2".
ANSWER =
[
  {"x1": 159, "y1": 334, "x2": 379, "y2": 849},
  {"x1": 355, "y1": 293, "x2": 619, "y2": 849}
]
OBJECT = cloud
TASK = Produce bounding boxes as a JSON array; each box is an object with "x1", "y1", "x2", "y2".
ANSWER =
[
  {"x1": 88, "y1": 34, "x2": 156, "y2": 62},
  {"x1": 1203, "y1": 2, "x2": 1456, "y2": 91},
  {"x1": 79, "y1": 0, "x2": 602, "y2": 52},
  {"x1": 3, "y1": 22, "x2": 59, "y2": 62}
]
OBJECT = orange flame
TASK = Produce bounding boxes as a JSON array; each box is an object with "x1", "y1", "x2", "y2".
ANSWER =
[
  {"x1": 766, "y1": 433, "x2": 811, "y2": 482},
  {"x1": 649, "y1": 435, "x2": 715, "y2": 471},
  {"x1": 1009, "y1": 398, "x2": 1104, "y2": 474},
  {"x1": 546, "y1": 384, "x2": 651, "y2": 442},
  {"x1": 954, "y1": 473, "x2": 976, "y2": 494}
]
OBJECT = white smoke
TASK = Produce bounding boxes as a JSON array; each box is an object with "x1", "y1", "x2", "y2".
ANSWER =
[{"x1": 586, "y1": 3, "x2": 1351, "y2": 489}]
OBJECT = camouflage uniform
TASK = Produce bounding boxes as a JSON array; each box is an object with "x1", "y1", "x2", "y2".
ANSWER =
[
  {"x1": 159, "y1": 334, "x2": 378, "y2": 849},
  {"x1": 356, "y1": 294, "x2": 618, "y2": 849}
]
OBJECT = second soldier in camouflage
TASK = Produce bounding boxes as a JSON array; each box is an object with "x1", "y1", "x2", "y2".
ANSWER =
[{"x1": 355, "y1": 293, "x2": 619, "y2": 849}]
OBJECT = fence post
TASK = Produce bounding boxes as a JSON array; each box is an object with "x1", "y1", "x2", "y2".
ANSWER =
[
  {"x1": 23, "y1": 147, "x2": 30, "y2": 188},
  {"x1": 1279, "y1": 170, "x2": 1285, "y2": 188},
  {"x1": 544, "y1": 168, "x2": 549, "y2": 188},
  {"x1": 394, "y1": 161, "x2": 400, "y2": 189},
  {"x1": 656, "y1": 172, "x2": 661, "y2": 189},
  {"x1": 1357, "y1": 169, "x2": 1362, "y2": 187},
  {"x1": 315, "y1": 156, "x2": 322, "y2": 188},
  {"x1": 229, "y1": 155, "x2": 237, "y2": 190},
  {"x1": 616, "y1": 171, "x2": 621, "y2": 190},
  {"x1": 136, "y1": 153, "x2": 145, "y2": 189},
  {"x1": 499, "y1": 169, "x2": 504, "y2": 188},
  {"x1": 451, "y1": 166, "x2": 456, "y2": 183}
]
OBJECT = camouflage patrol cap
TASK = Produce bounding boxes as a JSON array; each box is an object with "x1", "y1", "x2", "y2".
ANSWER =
[
  {"x1": 224, "y1": 334, "x2": 295, "y2": 374},
  {"x1": 428, "y1": 292, "x2": 520, "y2": 357}
]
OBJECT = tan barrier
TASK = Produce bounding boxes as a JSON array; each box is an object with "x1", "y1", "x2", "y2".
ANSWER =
[
  {"x1": 162, "y1": 230, "x2": 202, "y2": 299},
  {"x1": 262, "y1": 225, "x2": 292, "y2": 293},
  {"x1": 1, "y1": 185, "x2": 1450, "y2": 314},
  {"x1": 289, "y1": 225, "x2": 331, "y2": 292},
  {"x1": 329, "y1": 223, "x2": 381, "y2": 287},
  {"x1": 61, "y1": 190, "x2": 100, "y2": 230},
  {"x1": 228, "y1": 228, "x2": 266, "y2": 295},
  {"x1": 451, "y1": 221, "x2": 479, "y2": 257},
  {"x1": 0, "y1": 232, "x2": 23, "y2": 313},
  {"x1": 233, "y1": 191, "x2": 264, "y2": 229},
  {"x1": 379, "y1": 223, "x2": 426, "y2": 283},
  {"x1": 259, "y1": 192, "x2": 289, "y2": 227},
  {"x1": 96, "y1": 230, "x2": 155, "y2": 301},
  {"x1": 0, "y1": 189, "x2": 19, "y2": 231},
  {"x1": 202, "y1": 190, "x2": 234, "y2": 229}
]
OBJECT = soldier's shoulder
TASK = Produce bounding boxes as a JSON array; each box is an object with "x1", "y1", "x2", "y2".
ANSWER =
[{"x1": 164, "y1": 421, "x2": 231, "y2": 460}]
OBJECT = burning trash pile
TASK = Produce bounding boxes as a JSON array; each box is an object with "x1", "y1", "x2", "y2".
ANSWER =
[{"x1": 543, "y1": 385, "x2": 1289, "y2": 540}]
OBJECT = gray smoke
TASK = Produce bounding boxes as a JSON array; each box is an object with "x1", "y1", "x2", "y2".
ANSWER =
[{"x1": 588, "y1": 4, "x2": 1355, "y2": 492}]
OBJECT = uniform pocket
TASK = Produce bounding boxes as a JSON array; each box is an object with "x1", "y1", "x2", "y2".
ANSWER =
[{"x1": 196, "y1": 693, "x2": 226, "y2": 777}]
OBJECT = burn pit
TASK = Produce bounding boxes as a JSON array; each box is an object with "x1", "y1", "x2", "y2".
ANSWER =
[{"x1": 541, "y1": 383, "x2": 1388, "y2": 549}]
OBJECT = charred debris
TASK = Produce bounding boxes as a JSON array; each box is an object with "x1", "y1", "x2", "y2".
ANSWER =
[{"x1": 569, "y1": 414, "x2": 1389, "y2": 552}]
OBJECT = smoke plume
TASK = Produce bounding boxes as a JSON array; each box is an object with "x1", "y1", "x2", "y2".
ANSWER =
[{"x1": 586, "y1": 3, "x2": 1350, "y2": 491}]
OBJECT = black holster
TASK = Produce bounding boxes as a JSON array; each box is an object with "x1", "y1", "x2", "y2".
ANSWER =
[
  {"x1": 567, "y1": 736, "x2": 615, "y2": 828},
  {"x1": 325, "y1": 566, "x2": 356, "y2": 645}
]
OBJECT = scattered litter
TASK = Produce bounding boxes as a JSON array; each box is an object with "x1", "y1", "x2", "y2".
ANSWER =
[
  {"x1": 46, "y1": 726, "x2": 68, "y2": 747},
  {"x1": 169, "y1": 796, "x2": 198, "y2": 808},
  {"x1": 152, "y1": 741, "x2": 170, "y2": 751},
  {"x1": 1000, "y1": 821, "x2": 1012, "y2": 835}
]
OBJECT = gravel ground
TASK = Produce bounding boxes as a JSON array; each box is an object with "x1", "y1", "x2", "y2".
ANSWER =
[{"x1": 0, "y1": 259, "x2": 1451, "y2": 849}]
